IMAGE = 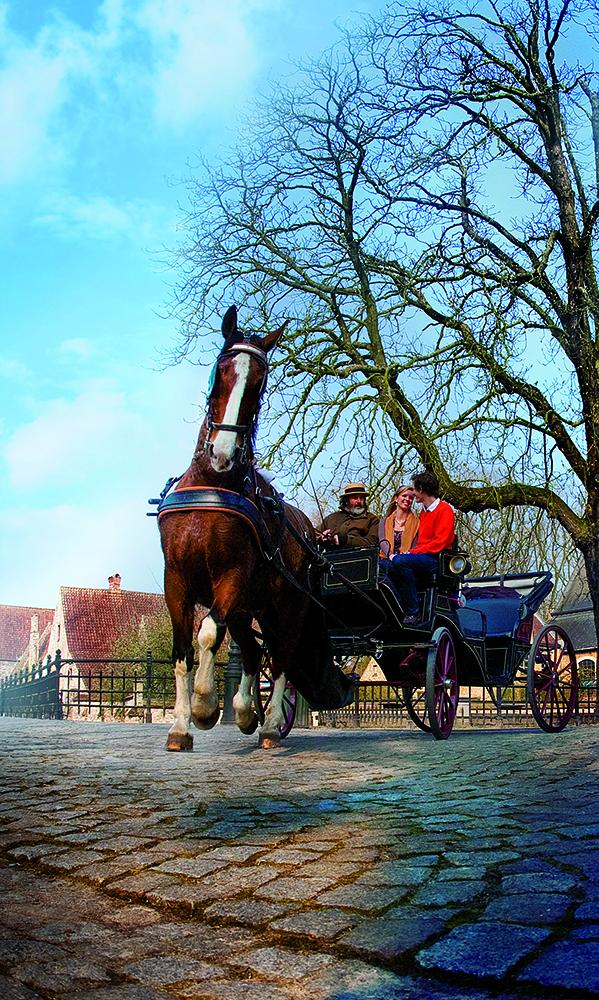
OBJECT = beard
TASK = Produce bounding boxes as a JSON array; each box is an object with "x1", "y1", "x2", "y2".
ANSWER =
[{"x1": 349, "y1": 503, "x2": 365, "y2": 515}]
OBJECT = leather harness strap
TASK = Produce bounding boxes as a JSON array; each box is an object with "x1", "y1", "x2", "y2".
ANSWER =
[{"x1": 157, "y1": 487, "x2": 273, "y2": 558}]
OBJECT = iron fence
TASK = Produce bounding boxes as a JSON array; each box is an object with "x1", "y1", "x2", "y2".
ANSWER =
[
  {"x1": 1, "y1": 654, "x2": 596, "y2": 730},
  {"x1": 317, "y1": 679, "x2": 598, "y2": 729},
  {"x1": 0, "y1": 651, "x2": 224, "y2": 723}
]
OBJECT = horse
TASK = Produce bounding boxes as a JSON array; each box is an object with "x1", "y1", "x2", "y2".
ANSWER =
[{"x1": 158, "y1": 305, "x2": 353, "y2": 750}]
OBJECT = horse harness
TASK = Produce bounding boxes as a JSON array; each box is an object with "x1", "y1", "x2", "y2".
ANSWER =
[
  {"x1": 203, "y1": 342, "x2": 269, "y2": 462},
  {"x1": 149, "y1": 479, "x2": 386, "y2": 629}
]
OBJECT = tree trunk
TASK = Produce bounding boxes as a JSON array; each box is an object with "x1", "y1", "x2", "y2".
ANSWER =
[{"x1": 582, "y1": 541, "x2": 599, "y2": 719}]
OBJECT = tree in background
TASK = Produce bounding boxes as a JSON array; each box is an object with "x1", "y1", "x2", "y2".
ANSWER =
[{"x1": 171, "y1": 2, "x2": 599, "y2": 631}]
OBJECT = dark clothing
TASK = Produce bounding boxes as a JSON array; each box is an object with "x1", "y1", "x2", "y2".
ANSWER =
[
  {"x1": 319, "y1": 508, "x2": 380, "y2": 548},
  {"x1": 388, "y1": 552, "x2": 438, "y2": 616}
]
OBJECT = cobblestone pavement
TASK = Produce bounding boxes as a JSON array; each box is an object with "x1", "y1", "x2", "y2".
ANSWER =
[{"x1": 1, "y1": 717, "x2": 598, "y2": 1000}]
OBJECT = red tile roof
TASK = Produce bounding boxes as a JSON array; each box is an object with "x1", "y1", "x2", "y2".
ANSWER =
[
  {"x1": 61, "y1": 587, "x2": 166, "y2": 661},
  {"x1": 0, "y1": 605, "x2": 54, "y2": 662}
]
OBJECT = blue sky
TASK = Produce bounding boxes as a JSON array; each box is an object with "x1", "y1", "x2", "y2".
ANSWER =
[{"x1": 0, "y1": 0, "x2": 382, "y2": 608}]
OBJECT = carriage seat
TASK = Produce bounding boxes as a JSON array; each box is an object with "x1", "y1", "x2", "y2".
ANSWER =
[{"x1": 461, "y1": 585, "x2": 523, "y2": 637}]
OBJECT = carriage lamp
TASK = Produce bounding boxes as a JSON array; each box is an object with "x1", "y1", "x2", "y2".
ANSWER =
[{"x1": 448, "y1": 554, "x2": 472, "y2": 576}]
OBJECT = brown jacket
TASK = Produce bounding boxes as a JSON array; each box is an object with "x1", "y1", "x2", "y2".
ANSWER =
[
  {"x1": 319, "y1": 508, "x2": 380, "y2": 548},
  {"x1": 378, "y1": 510, "x2": 420, "y2": 557}
]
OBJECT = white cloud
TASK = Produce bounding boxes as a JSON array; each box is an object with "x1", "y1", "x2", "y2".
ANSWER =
[
  {"x1": 3, "y1": 380, "x2": 139, "y2": 488},
  {"x1": 32, "y1": 190, "x2": 176, "y2": 243},
  {"x1": 0, "y1": 497, "x2": 165, "y2": 606},
  {"x1": 58, "y1": 338, "x2": 95, "y2": 358},
  {"x1": 0, "y1": 8, "x2": 90, "y2": 184},
  {"x1": 135, "y1": 0, "x2": 271, "y2": 127},
  {"x1": 0, "y1": 360, "x2": 207, "y2": 606},
  {"x1": 0, "y1": 357, "x2": 32, "y2": 382},
  {"x1": 34, "y1": 193, "x2": 135, "y2": 240},
  {"x1": 0, "y1": 0, "x2": 281, "y2": 187}
]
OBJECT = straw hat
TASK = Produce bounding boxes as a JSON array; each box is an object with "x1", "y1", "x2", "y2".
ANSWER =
[{"x1": 340, "y1": 482, "x2": 369, "y2": 498}]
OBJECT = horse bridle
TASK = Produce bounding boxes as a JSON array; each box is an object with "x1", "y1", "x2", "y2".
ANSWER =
[{"x1": 204, "y1": 342, "x2": 269, "y2": 458}]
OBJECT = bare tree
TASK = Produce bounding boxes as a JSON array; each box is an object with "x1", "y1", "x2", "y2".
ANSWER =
[{"x1": 170, "y1": 1, "x2": 599, "y2": 631}]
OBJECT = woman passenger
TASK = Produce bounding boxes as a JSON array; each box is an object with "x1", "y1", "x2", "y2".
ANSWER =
[{"x1": 379, "y1": 485, "x2": 419, "y2": 558}]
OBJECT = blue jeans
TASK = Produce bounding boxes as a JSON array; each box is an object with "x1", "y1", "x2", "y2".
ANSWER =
[{"x1": 387, "y1": 553, "x2": 438, "y2": 616}]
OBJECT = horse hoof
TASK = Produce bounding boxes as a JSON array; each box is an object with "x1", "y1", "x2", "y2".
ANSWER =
[
  {"x1": 166, "y1": 733, "x2": 194, "y2": 752},
  {"x1": 191, "y1": 706, "x2": 221, "y2": 730},
  {"x1": 259, "y1": 735, "x2": 281, "y2": 749},
  {"x1": 238, "y1": 714, "x2": 259, "y2": 735}
]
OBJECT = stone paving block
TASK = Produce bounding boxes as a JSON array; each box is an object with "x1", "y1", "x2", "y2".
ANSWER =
[
  {"x1": 150, "y1": 856, "x2": 229, "y2": 878},
  {"x1": 0, "y1": 974, "x2": 46, "y2": 999},
  {"x1": 122, "y1": 955, "x2": 222, "y2": 985},
  {"x1": 7, "y1": 843, "x2": 69, "y2": 861},
  {"x1": 227, "y1": 945, "x2": 334, "y2": 980},
  {"x1": 482, "y1": 891, "x2": 572, "y2": 925},
  {"x1": 14, "y1": 957, "x2": 113, "y2": 993},
  {"x1": 257, "y1": 848, "x2": 325, "y2": 864},
  {"x1": 315, "y1": 883, "x2": 409, "y2": 912},
  {"x1": 576, "y1": 901, "x2": 599, "y2": 920},
  {"x1": 416, "y1": 921, "x2": 550, "y2": 978},
  {"x1": 107, "y1": 872, "x2": 173, "y2": 900},
  {"x1": 270, "y1": 906, "x2": 361, "y2": 939},
  {"x1": 200, "y1": 845, "x2": 264, "y2": 862},
  {"x1": 519, "y1": 938, "x2": 599, "y2": 993},
  {"x1": 72, "y1": 988, "x2": 172, "y2": 1000},
  {"x1": 499, "y1": 871, "x2": 577, "y2": 893},
  {"x1": 144, "y1": 878, "x2": 236, "y2": 911},
  {"x1": 201, "y1": 864, "x2": 284, "y2": 891},
  {"x1": 175, "y1": 981, "x2": 292, "y2": 1000},
  {"x1": 256, "y1": 874, "x2": 340, "y2": 901},
  {"x1": 409, "y1": 878, "x2": 487, "y2": 907},
  {"x1": 571, "y1": 924, "x2": 599, "y2": 940},
  {"x1": 203, "y1": 897, "x2": 297, "y2": 925},
  {"x1": 39, "y1": 849, "x2": 109, "y2": 872},
  {"x1": 353, "y1": 859, "x2": 436, "y2": 887},
  {"x1": 0, "y1": 936, "x2": 68, "y2": 964},
  {"x1": 337, "y1": 906, "x2": 453, "y2": 960}
]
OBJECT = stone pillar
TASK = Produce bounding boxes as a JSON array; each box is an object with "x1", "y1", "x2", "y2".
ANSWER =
[{"x1": 221, "y1": 639, "x2": 243, "y2": 723}]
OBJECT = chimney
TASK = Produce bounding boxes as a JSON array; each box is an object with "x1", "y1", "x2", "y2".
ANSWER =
[
  {"x1": 108, "y1": 573, "x2": 122, "y2": 593},
  {"x1": 28, "y1": 614, "x2": 39, "y2": 668}
]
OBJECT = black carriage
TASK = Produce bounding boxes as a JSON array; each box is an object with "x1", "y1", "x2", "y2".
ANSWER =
[
  {"x1": 319, "y1": 546, "x2": 579, "y2": 739},
  {"x1": 258, "y1": 544, "x2": 579, "y2": 741}
]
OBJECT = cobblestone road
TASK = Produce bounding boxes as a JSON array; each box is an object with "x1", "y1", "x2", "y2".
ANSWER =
[{"x1": 0, "y1": 717, "x2": 598, "y2": 999}]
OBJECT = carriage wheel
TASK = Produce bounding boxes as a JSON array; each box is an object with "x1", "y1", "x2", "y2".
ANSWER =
[
  {"x1": 425, "y1": 628, "x2": 459, "y2": 740},
  {"x1": 254, "y1": 645, "x2": 297, "y2": 738},
  {"x1": 402, "y1": 686, "x2": 431, "y2": 733},
  {"x1": 527, "y1": 624, "x2": 578, "y2": 733}
]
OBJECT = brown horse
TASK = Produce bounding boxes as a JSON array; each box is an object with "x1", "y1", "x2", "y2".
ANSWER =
[{"x1": 158, "y1": 306, "x2": 353, "y2": 750}]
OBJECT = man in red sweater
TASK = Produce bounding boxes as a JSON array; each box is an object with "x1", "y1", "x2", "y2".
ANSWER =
[{"x1": 388, "y1": 470, "x2": 455, "y2": 625}]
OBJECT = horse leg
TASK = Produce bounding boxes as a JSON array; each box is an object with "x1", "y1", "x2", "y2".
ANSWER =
[
  {"x1": 165, "y1": 600, "x2": 195, "y2": 752},
  {"x1": 191, "y1": 610, "x2": 226, "y2": 729},
  {"x1": 260, "y1": 671, "x2": 289, "y2": 746},
  {"x1": 228, "y1": 616, "x2": 261, "y2": 735}
]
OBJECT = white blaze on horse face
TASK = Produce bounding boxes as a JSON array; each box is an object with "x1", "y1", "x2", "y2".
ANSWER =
[{"x1": 210, "y1": 353, "x2": 251, "y2": 472}]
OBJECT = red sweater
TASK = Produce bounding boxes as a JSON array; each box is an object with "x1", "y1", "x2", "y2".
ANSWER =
[{"x1": 411, "y1": 499, "x2": 455, "y2": 554}]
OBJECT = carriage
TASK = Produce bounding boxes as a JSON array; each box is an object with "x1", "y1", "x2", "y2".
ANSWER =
[
  {"x1": 257, "y1": 544, "x2": 579, "y2": 741},
  {"x1": 154, "y1": 307, "x2": 579, "y2": 750}
]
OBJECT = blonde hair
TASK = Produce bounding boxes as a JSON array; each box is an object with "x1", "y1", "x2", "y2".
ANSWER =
[{"x1": 385, "y1": 485, "x2": 413, "y2": 519}]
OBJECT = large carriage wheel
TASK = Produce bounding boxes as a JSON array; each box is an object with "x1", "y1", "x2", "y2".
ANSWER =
[
  {"x1": 425, "y1": 627, "x2": 459, "y2": 740},
  {"x1": 402, "y1": 686, "x2": 431, "y2": 733},
  {"x1": 253, "y1": 641, "x2": 297, "y2": 739},
  {"x1": 527, "y1": 624, "x2": 578, "y2": 733}
]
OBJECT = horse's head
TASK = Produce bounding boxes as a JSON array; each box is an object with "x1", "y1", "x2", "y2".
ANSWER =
[{"x1": 204, "y1": 305, "x2": 286, "y2": 473}]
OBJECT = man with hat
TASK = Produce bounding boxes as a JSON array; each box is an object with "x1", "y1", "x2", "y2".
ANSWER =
[{"x1": 317, "y1": 483, "x2": 380, "y2": 548}]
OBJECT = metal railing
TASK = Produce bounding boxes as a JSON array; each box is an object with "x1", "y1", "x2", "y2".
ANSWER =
[
  {"x1": 1, "y1": 654, "x2": 596, "y2": 730},
  {"x1": 317, "y1": 679, "x2": 598, "y2": 728},
  {"x1": 0, "y1": 650, "x2": 224, "y2": 723}
]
